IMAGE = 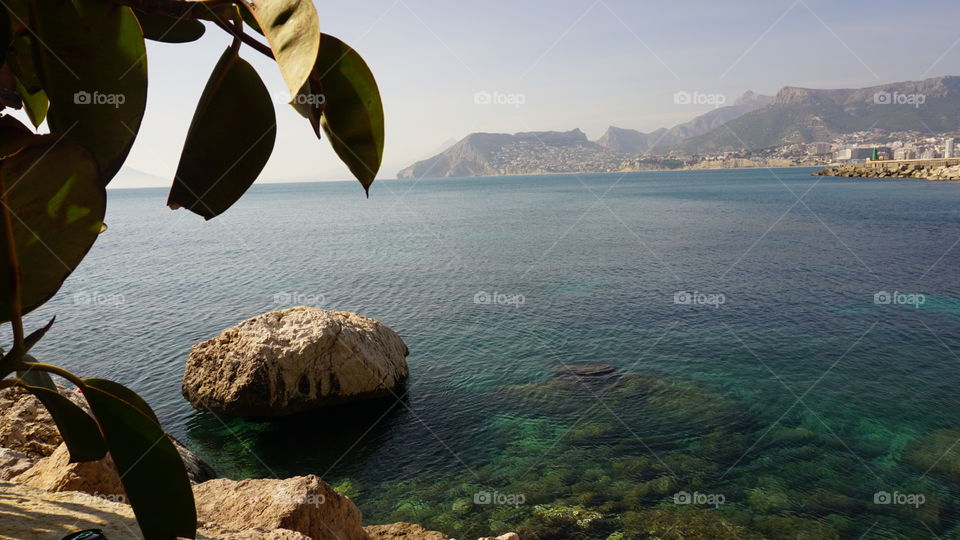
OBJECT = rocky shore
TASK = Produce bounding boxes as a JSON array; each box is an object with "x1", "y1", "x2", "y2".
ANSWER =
[
  {"x1": 0, "y1": 384, "x2": 518, "y2": 539},
  {"x1": 813, "y1": 160, "x2": 960, "y2": 180}
]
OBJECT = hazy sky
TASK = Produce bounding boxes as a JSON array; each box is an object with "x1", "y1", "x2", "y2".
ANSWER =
[{"x1": 70, "y1": 0, "x2": 960, "y2": 188}]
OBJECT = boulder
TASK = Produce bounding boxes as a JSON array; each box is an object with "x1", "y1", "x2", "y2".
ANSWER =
[
  {"x1": 193, "y1": 475, "x2": 369, "y2": 540},
  {"x1": 182, "y1": 308, "x2": 409, "y2": 416},
  {"x1": 0, "y1": 385, "x2": 216, "y2": 489},
  {"x1": 0, "y1": 447, "x2": 34, "y2": 480},
  {"x1": 365, "y1": 522, "x2": 451, "y2": 539},
  {"x1": 15, "y1": 442, "x2": 125, "y2": 497},
  {"x1": 0, "y1": 385, "x2": 84, "y2": 459},
  {"x1": 0, "y1": 480, "x2": 310, "y2": 539}
]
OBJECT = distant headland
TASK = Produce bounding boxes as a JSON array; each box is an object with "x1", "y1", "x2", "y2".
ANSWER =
[{"x1": 398, "y1": 76, "x2": 960, "y2": 179}]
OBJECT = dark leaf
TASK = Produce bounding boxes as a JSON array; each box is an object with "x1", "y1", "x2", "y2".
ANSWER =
[
  {"x1": 134, "y1": 9, "x2": 205, "y2": 43},
  {"x1": 31, "y1": 0, "x2": 147, "y2": 184},
  {"x1": 0, "y1": 6, "x2": 11, "y2": 68},
  {"x1": 0, "y1": 114, "x2": 32, "y2": 157},
  {"x1": 23, "y1": 380, "x2": 107, "y2": 462},
  {"x1": 168, "y1": 47, "x2": 276, "y2": 219},
  {"x1": 9, "y1": 36, "x2": 41, "y2": 93},
  {"x1": 0, "y1": 136, "x2": 105, "y2": 322},
  {"x1": 241, "y1": 0, "x2": 319, "y2": 99},
  {"x1": 313, "y1": 34, "x2": 384, "y2": 192},
  {"x1": 0, "y1": 63, "x2": 20, "y2": 110},
  {"x1": 23, "y1": 316, "x2": 55, "y2": 350},
  {"x1": 83, "y1": 378, "x2": 196, "y2": 539}
]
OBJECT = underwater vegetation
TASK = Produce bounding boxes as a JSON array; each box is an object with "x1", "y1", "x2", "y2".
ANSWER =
[{"x1": 352, "y1": 370, "x2": 960, "y2": 539}]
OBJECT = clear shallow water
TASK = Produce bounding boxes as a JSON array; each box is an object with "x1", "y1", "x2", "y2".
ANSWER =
[{"x1": 25, "y1": 169, "x2": 960, "y2": 539}]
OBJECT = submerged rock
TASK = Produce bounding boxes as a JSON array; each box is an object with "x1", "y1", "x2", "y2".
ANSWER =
[
  {"x1": 193, "y1": 475, "x2": 368, "y2": 540},
  {"x1": 182, "y1": 307, "x2": 409, "y2": 416},
  {"x1": 551, "y1": 362, "x2": 617, "y2": 378},
  {"x1": 365, "y1": 522, "x2": 451, "y2": 539},
  {"x1": 904, "y1": 428, "x2": 960, "y2": 482}
]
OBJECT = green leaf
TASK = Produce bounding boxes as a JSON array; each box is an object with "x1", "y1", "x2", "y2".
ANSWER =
[
  {"x1": 0, "y1": 114, "x2": 32, "y2": 157},
  {"x1": 83, "y1": 378, "x2": 196, "y2": 540},
  {"x1": 23, "y1": 381, "x2": 107, "y2": 462},
  {"x1": 134, "y1": 8, "x2": 206, "y2": 43},
  {"x1": 313, "y1": 34, "x2": 384, "y2": 192},
  {"x1": 15, "y1": 78, "x2": 47, "y2": 128},
  {"x1": 168, "y1": 47, "x2": 276, "y2": 220},
  {"x1": 0, "y1": 136, "x2": 105, "y2": 322},
  {"x1": 241, "y1": 0, "x2": 319, "y2": 99},
  {"x1": 82, "y1": 376, "x2": 158, "y2": 423},
  {"x1": 31, "y1": 0, "x2": 147, "y2": 184}
]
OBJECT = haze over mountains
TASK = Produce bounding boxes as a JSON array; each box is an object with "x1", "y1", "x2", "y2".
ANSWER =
[{"x1": 397, "y1": 76, "x2": 960, "y2": 179}]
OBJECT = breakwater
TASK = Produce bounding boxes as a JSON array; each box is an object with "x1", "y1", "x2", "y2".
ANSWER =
[{"x1": 814, "y1": 158, "x2": 960, "y2": 180}]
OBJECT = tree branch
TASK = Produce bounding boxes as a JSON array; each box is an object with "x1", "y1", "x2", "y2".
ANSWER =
[{"x1": 210, "y1": 13, "x2": 274, "y2": 59}]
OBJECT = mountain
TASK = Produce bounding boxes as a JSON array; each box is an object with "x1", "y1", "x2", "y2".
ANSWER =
[
  {"x1": 597, "y1": 90, "x2": 773, "y2": 154},
  {"x1": 678, "y1": 76, "x2": 960, "y2": 152},
  {"x1": 397, "y1": 92, "x2": 770, "y2": 178},
  {"x1": 397, "y1": 129, "x2": 618, "y2": 178}
]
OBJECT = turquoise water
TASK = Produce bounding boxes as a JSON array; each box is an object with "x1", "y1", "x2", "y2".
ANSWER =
[{"x1": 25, "y1": 169, "x2": 960, "y2": 539}]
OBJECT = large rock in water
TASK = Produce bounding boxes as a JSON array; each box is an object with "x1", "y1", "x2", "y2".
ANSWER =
[{"x1": 182, "y1": 308, "x2": 410, "y2": 416}]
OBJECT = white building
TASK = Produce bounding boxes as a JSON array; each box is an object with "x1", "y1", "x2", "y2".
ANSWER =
[{"x1": 946, "y1": 138, "x2": 955, "y2": 159}]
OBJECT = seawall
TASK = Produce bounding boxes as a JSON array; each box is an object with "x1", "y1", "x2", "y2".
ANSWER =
[{"x1": 813, "y1": 158, "x2": 960, "y2": 180}]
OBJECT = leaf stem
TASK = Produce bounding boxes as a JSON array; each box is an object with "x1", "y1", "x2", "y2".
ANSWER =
[
  {"x1": 19, "y1": 361, "x2": 86, "y2": 388},
  {"x1": 210, "y1": 12, "x2": 273, "y2": 59}
]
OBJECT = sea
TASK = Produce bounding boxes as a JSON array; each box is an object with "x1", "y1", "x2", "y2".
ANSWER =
[{"x1": 27, "y1": 168, "x2": 960, "y2": 539}]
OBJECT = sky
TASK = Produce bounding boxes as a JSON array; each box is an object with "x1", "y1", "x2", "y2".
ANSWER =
[{"x1": 73, "y1": 0, "x2": 960, "y2": 188}]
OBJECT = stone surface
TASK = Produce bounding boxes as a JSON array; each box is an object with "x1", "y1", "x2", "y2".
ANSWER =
[
  {"x1": 0, "y1": 481, "x2": 311, "y2": 539},
  {"x1": 0, "y1": 385, "x2": 84, "y2": 459},
  {"x1": 14, "y1": 442, "x2": 125, "y2": 497},
  {"x1": 182, "y1": 307, "x2": 409, "y2": 416},
  {"x1": 365, "y1": 522, "x2": 452, "y2": 539},
  {"x1": 0, "y1": 447, "x2": 34, "y2": 481},
  {"x1": 478, "y1": 534, "x2": 521, "y2": 540},
  {"x1": 193, "y1": 475, "x2": 369, "y2": 540}
]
